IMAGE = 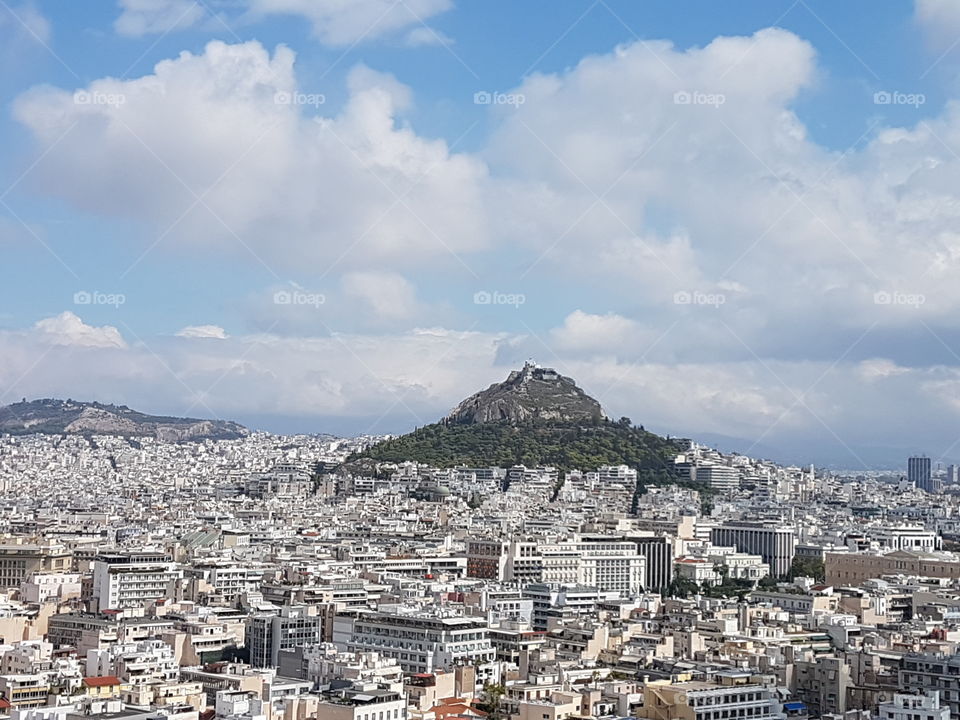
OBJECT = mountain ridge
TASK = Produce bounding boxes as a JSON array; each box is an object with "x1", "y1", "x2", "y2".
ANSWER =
[{"x1": 0, "y1": 398, "x2": 249, "y2": 441}]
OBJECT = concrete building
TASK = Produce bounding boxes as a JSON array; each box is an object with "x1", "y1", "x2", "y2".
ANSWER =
[
  {"x1": 878, "y1": 691, "x2": 949, "y2": 720},
  {"x1": 825, "y1": 550, "x2": 960, "y2": 586},
  {"x1": 711, "y1": 523, "x2": 796, "y2": 578},
  {"x1": 637, "y1": 676, "x2": 786, "y2": 720},
  {"x1": 91, "y1": 551, "x2": 181, "y2": 612},
  {"x1": 340, "y1": 611, "x2": 494, "y2": 675},
  {"x1": 247, "y1": 605, "x2": 322, "y2": 668},
  {"x1": 0, "y1": 545, "x2": 72, "y2": 591}
]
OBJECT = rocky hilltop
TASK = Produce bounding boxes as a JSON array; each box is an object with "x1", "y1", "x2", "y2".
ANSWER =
[
  {"x1": 0, "y1": 398, "x2": 248, "y2": 441},
  {"x1": 446, "y1": 362, "x2": 605, "y2": 424}
]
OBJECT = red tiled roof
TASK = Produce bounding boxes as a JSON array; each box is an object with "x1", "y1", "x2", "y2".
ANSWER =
[
  {"x1": 83, "y1": 676, "x2": 121, "y2": 687},
  {"x1": 0, "y1": 697, "x2": 11, "y2": 709}
]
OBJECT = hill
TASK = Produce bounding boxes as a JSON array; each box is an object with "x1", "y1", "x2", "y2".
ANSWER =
[
  {"x1": 355, "y1": 417, "x2": 685, "y2": 475},
  {"x1": 350, "y1": 364, "x2": 688, "y2": 478},
  {"x1": 0, "y1": 398, "x2": 249, "y2": 441}
]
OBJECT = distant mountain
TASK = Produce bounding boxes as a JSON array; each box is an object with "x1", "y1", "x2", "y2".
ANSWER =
[
  {"x1": 0, "y1": 398, "x2": 248, "y2": 441},
  {"x1": 350, "y1": 364, "x2": 688, "y2": 478}
]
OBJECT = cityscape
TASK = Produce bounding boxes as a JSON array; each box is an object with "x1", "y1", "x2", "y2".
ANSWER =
[{"x1": 5, "y1": 2, "x2": 960, "y2": 720}]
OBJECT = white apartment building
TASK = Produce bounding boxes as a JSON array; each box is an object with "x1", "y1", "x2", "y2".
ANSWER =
[
  {"x1": 573, "y1": 536, "x2": 646, "y2": 595},
  {"x1": 597, "y1": 465, "x2": 638, "y2": 483},
  {"x1": 91, "y1": 551, "x2": 182, "y2": 612},
  {"x1": 878, "y1": 691, "x2": 949, "y2": 720},
  {"x1": 340, "y1": 611, "x2": 495, "y2": 675},
  {"x1": 695, "y1": 465, "x2": 741, "y2": 492}
]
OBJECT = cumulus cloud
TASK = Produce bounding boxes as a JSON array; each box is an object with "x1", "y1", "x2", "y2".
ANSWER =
[
  {"x1": 32, "y1": 312, "x2": 127, "y2": 349},
  {"x1": 13, "y1": 42, "x2": 489, "y2": 273}
]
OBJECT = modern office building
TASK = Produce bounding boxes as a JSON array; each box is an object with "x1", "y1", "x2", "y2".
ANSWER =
[
  {"x1": 909, "y1": 456, "x2": 939, "y2": 493},
  {"x1": 695, "y1": 464, "x2": 741, "y2": 492}
]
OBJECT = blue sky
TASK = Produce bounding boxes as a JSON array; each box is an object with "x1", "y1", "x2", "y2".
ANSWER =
[{"x1": 3, "y1": 0, "x2": 960, "y2": 467}]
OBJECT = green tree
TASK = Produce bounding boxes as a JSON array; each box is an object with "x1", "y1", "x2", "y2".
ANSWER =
[
  {"x1": 788, "y1": 556, "x2": 825, "y2": 582},
  {"x1": 481, "y1": 682, "x2": 507, "y2": 720}
]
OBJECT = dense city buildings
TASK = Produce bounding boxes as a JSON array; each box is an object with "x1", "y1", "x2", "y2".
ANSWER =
[{"x1": 2, "y1": 416, "x2": 960, "y2": 720}]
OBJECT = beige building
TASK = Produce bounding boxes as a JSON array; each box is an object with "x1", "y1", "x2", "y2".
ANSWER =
[
  {"x1": 825, "y1": 550, "x2": 960, "y2": 586},
  {"x1": 637, "y1": 675, "x2": 786, "y2": 720},
  {"x1": 0, "y1": 544, "x2": 72, "y2": 590}
]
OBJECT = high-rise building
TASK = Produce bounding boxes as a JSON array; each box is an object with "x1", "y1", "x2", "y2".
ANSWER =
[
  {"x1": 948, "y1": 465, "x2": 960, "y2": 485},
  {"x1": 909, "y1": 456, "x2": 938, "y2": 493},
  {"x1": 631, "y1": 535, "x2": 676, "y2": 591}
]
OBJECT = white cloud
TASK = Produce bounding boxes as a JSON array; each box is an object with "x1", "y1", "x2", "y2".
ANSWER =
[
  {"x1": 114, "y1": 0, "x2": 206, "y2": 36},
  {"x1": 246, "y1": 0, "x2": 453, "y2": 46},
  {"x1": 915, "y1": 0, "x2": 960, "y2": 51},
  {"x1": 0, "y1": 2, "x2": 52, "y2": 66},
  {"x1": 549, "y1": 310, "x2": 651, "y2": 356},
  {"x1": 13, "y1": 42, "x2": 489, "y2": 273},
  {"x1": 341, "y1": 271, "x2": 420, "y2": 321},
  {"x1": 857, "y1": 358, "x2": 910, "y2": 382},
  {"x1": 176, "y1": 324, "x2": 229, "y2": 339},
  {"x1": 32, "y1": 312, "x2": 127, "y2": 349}
]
